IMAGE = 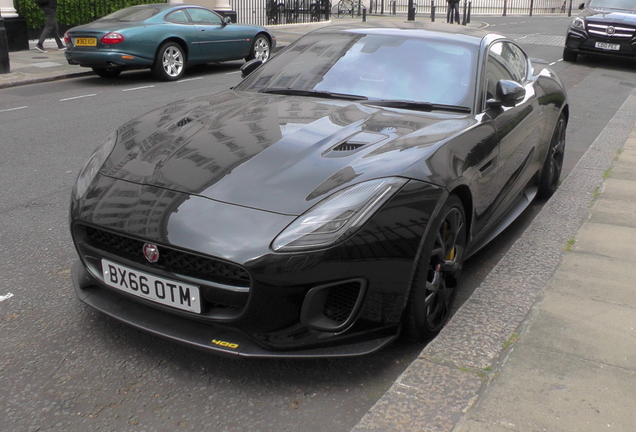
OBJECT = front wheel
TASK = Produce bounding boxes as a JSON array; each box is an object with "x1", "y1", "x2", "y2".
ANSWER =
[
  {"x1": 538, "y1": 114, "x2": 566, "y2": 199},
  {"x1": 563, "y1": 47, "x2": 577, "y2": 62},
  {"x1": 246, "y1": 35, "x2": 271, "y2": 62},
  {"x1": 403, "y1": 195, "x2": 466, "y2": 342},
  {"x1": 91, "y1": 67, "x2": 122, "y2": 79},
  {"x1": 152, "y1": 42, "x2": 186, "y2": 81}
]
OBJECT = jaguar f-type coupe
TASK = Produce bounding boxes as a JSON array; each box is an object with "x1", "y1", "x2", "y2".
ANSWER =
[{"x1": 70, "y1": 24, "x2": 568, "y2": 357}]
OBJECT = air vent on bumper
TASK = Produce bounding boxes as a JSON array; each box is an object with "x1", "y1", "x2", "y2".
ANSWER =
[{"x1": 300, "y1": 279, "x2": 367, "y2": 331}]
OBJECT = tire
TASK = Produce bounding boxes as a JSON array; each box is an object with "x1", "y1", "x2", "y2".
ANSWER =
[
  {"x1": 538, "y1": 114, "x2": 566, "y2": 199},
  {"x1": 246, "y1": 35, "x2": 271, "y2": 63},
  {"x1": 152, "y1": 42, "x2": 186, "y2": 81},
  {"x1": 563, "y1": 48, "x2": 577, "y2": 62},
  {"x1": 91, "y1": 67, "x2": 122, "y2": 79},
  {"x1": 403, "y1": 195, "x2": 467, "y2": 342}
]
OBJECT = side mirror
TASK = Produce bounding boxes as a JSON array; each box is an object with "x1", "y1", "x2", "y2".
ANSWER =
[
  {"x1": 487, "y1": 80, "x2": 526, "y2": 108},
  {"x1": 222, "y1": 16, "x2": 232, "y2": 25},
  {"x1": 241, "y1": 59, "x2": 263, "y2": 78}
]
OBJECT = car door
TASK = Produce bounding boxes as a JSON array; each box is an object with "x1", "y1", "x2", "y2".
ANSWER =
[
  {"x1": 484, "y1": 41, "x2": 545, "y2": 218},
  {"x1": 186, "y1": 8, "x2": 247, "y2": 62},
  {"x1": 162, "y1": 9, "x2": 201, "y2": 60}
]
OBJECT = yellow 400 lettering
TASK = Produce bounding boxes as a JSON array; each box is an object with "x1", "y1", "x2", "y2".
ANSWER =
[{"x1": 211, "y1": 339, "x2": 239, "y2": 349}]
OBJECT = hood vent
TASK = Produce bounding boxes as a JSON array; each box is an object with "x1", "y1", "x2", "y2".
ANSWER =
[
  {"x1": 168, "y1": 116, "x2": 194, "y2": 132},
  {"x1": 333, "y1": 142, "x2": 366, "y2": 152},
  {"x1": 323, "y1": 131, "x2": 389, "y2": 158}
]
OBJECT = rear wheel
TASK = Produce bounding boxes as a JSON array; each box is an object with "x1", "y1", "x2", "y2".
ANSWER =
[
  {"x1": 563, "y1": 48, "x2": 577, "y2": 62},
  {"x1": 538, "y1": 114, "x2": 566, "y2": 199},
  {"x1": 403, "y1": 195, "x2": 466, "y2": 342},
  {"x1": 246, "y1": 35, "x2": 271, "y2": 62},
  {"x1": 91, "y1": 67, "x2": 122, "y2": 79},
  {"x1": 152, "y1": 42, "x2": 185, "y2": 81}
]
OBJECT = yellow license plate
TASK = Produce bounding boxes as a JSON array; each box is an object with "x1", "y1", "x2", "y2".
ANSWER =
[{"x1": 74, "y1": 37, "x2": 97, "y2": 47}]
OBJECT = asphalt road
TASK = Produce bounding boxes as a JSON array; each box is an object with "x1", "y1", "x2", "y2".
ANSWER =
[{"x1": 2, "y1": 14, "x2": 636, "y2": 432}]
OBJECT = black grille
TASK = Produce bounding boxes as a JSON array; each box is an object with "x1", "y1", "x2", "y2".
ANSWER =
[
  {"x1": 82, "y1": 225, "x2": 250, "y2": 288},
  {"x1": 323, "y1": 282, "x2": 362, "y2": 325}
]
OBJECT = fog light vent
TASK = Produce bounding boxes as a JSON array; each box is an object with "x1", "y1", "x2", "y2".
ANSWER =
[{"x1": 300, "y1": 279, "x2": 367, "y2": 332}]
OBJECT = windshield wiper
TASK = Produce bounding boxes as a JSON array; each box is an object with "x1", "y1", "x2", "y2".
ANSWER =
[
  {"x1": 362, "y1": 100, "x2": 471, "y2": 113},
  {"x1": 259, "y1": 88, "x2": 368, "y2": 101}
]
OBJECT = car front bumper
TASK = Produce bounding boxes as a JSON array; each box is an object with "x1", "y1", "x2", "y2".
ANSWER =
[
  {"x1": 72, "y1": 260, "x2": 398, "y2": 358},
  {"x1": 70, "y1": 175, "x2": 446, "y2": 357},
  {"x1": 565, "y1": 30, "x2": 636, "y2": 58}
]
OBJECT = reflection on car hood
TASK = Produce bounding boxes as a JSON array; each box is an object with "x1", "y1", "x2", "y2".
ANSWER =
[
  {"x1": 581, "y1": 8, "x2": 636, "y2": 21},
  {"x1": 99, "y1": 90, "x2": 474, "y2": 215}
]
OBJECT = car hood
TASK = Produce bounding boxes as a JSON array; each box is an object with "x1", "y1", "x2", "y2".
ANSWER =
[
  {"x1": 581, "y1": 7, "x2": 636, "y2": 22},
  {"x1": 99, "y1": 90, "x2": 474, "y2": 215}
]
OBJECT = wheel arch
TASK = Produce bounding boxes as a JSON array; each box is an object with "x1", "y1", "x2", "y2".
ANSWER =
[
  {"x1": 255, "y1": 31, "x2": 272, "y2": 45},
  {"x1": 155, "y1": 37, "x2": 189, "y2": 61},
  {"x1": 448, "y1": 184, "x2": 473, "y2": 244},
  {"x1": 561, "y1": 103, "x2": 570, "y2": 125}
]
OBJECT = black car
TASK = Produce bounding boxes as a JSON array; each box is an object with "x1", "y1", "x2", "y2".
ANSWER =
[
  {"x1": 70, "y1": 23, "x2": 568, "y2": 358},
  {"x1": 564, "y1": 0, "x2": 636, "y2": 62}
]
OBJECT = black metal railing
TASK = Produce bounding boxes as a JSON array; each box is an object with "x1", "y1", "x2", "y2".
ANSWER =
[
  {"x1": 368, "y1": 0, "x2": 566, "y2": 16},
  {"x1": 232, "y1": 0, "x2": 330, "y2": 26}
]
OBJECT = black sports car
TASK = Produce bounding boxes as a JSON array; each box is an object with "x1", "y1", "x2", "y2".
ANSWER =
[
  {"x1": 564, "y1": 0, "x2": 636, "y2": 62},
  {"x1": 70, "y1": 24, "x2": 568, "y2": 358}
]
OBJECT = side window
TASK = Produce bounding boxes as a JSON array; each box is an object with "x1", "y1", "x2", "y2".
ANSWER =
[
  {"x1": 484, "y1": 41, "x2": 527, "y2": 102},
  {"x1": 165, "y1": 10, "x2": 189, "y2": 23},
  {"x1": 186, "y1": 8, "x2": 222, "y2": 25}
]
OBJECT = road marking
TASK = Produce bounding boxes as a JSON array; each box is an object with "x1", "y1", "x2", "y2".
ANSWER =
[
  {"x1": 60, "y1": 94, "x2": 96, "y2": 101},
  {"x1": 122, "y1": 85, "x2": 155, "y2": 92},
  {"x1": 0, "y1": 106, "x2": 28, "y2": 113},
  {"x1": 0, "y1": 293, "x2": 14, "y2": 302},
  {"x1": 178, "y1": 77, "x2": 203, "y2": 83},
  {"x1": 226, "y1": 71, "x2": 241, "y2": 75}
]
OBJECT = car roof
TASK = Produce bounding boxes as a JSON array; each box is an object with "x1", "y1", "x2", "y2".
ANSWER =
[{"x1": 128, "y1": 3, "x2": 211, "y2": 11}]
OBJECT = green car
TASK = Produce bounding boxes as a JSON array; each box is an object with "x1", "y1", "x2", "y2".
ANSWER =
[{"x1": 64, "y1": 3, "x2": 276, "y2": 80}]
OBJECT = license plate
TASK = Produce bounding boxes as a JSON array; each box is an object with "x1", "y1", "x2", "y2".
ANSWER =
[
  {"x1": 74, "y1": 37, "x2": 97, "y2": 47},
  {"x1": 595, "y1": 41, "x2": 620, "y2": 51},
  {"x1": 102, "y1": 259, "x2": 201, "y2": 313}
]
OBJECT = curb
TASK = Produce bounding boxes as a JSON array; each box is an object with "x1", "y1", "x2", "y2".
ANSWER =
[{"x1": 0, "y1": 71, "x2": 94, "y2": 90}]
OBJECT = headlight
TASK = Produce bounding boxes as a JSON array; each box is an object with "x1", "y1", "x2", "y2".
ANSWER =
[
  {"x1": 272, "y1": 177, "x2": 408, "y2": 252},
  {"x1": 571, "y1": 17, "x2": 585, "y2": 30},
  {"x1": 73, "y1": 132, "x2": 117, "y2": 199}
]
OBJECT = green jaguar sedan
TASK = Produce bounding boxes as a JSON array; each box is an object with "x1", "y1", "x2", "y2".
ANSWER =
[{"x1": 64, "y1": 3, "x2": 276, "y2": 80}]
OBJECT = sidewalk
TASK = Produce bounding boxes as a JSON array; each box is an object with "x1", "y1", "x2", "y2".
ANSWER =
[{"x1": 2, "y1": 15, "x2": 635, "y2": 432}]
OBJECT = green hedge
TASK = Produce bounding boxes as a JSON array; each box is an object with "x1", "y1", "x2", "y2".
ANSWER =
[{"x1": 15, "y1": 0, "x2": 166, "y2": 29}]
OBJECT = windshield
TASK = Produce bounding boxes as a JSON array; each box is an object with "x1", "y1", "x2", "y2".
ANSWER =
[
  {"x1": 236, "y1": 30, "x2": 477, "y2": 110},
  {"x1": 588, "y1": 0, "x2": 636, "y2": 10},
  {"x1": 99, "y1": 6, "x2": 163, "y2": 22}
]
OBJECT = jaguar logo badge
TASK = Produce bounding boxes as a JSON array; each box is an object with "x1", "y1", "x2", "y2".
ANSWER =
[
  {"x1": 143, "y1": 243, "x2": 160, "y2": 263},
  {"x1": 606, "y1": 26, "x2": 616, "y2": 36}
]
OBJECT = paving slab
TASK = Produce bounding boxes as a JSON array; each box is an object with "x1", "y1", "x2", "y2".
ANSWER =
[
  {"x1": 550, "y1": 252, "x2": 636, "y2": 307},
  {"x1": 454, "y1": 345, "x2": 636, "y2": 432}
]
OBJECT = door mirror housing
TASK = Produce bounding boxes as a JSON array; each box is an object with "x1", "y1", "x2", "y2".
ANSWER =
[
  {"x1": 241, "y1": 59, "x2": 263, "y2": 78},
  {"x1": 487, "y1": 79, "x2": 526, "y2": 108}
]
